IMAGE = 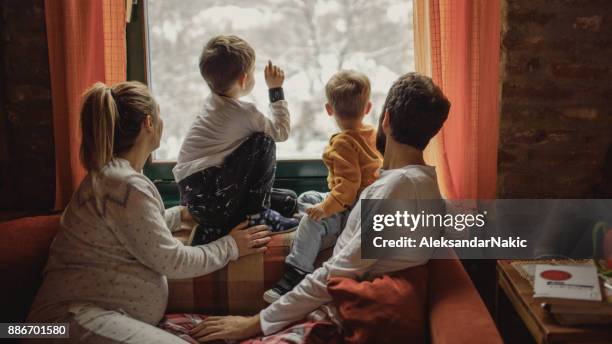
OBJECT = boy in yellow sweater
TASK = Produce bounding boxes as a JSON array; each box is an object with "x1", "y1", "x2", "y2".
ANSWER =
[{"x1": 264, "y1": 70, "x2": 382, "y2": 303}]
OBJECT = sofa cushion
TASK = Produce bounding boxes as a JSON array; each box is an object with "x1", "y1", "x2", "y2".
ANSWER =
[
  {"x1": 167, "y1": 232, "x2": 293, "y2": 316},
  {"x1": 168, "y1": 253, "x2": 266, "y2": 315},
  {"x1": 327, "y1": 264, "x2": 429, "y2": 344},
  {"x1": 167, "y1": 231, "x2": 333, "y2": 315},
  {"x1": 0, "y1": 215, "x2": 60, "y2": 322}
]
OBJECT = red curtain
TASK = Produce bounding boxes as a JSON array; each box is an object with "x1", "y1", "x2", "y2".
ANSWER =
[
  {"x1": 414, "y1": 0, "x2": 501, "y2": 199},
  {"x1": 45, "y1": 0, "x2": 126, "y2": 209}
]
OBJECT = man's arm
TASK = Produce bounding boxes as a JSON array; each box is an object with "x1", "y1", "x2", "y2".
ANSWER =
[{"x1": 259, "y1": 227, "x2": 377, "y2": 335}]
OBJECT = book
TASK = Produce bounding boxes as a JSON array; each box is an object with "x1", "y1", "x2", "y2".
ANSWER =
[
  {"x1": 548, "y1": 312, "x2": 612, "y2": 326},
  {"x1": 544, "y1": 302, "x2": 612, "y2": 316},
  {"x1": 529, "y1": 263, "x2": 612, "y2": 325},
  {"x1": 510, "y1": 259, "x2": 594, "y2": 287},
  {"x1": 534, "y1": 264, "x2": 603, "y2": 303}
]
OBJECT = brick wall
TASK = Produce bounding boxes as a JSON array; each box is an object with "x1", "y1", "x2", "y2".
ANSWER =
[
  {"x1": 0, "y1": 0, "x2": 55, "y2": 211},
  {"x1": 498, "y1": 0, "x2": 612, "y2": 198}
]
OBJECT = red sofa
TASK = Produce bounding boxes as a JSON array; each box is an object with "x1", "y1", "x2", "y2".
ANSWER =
[{"x1": 0, "y1": 215, "x2": 502, "y2": 343}]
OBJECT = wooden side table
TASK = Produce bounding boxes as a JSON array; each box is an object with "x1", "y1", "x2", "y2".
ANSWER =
[{"x1": 496, "y1": 260, "x2": 612, "y2": 344}]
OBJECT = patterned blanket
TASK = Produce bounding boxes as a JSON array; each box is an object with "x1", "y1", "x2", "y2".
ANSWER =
[{"x1": 158, "y1": 313, "x2": 341, "y2": 344}]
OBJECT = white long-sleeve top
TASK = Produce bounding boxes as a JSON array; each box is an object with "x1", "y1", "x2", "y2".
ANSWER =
[
  {"x1": 260, "y1": 165, "x2": 444, "y2": 335},
  {"x1": 173, "y1": 93, "x2": 290, "y2": 182},
  {"x1": 27, "y1": 158, "x2": 239, "y2": 325}
]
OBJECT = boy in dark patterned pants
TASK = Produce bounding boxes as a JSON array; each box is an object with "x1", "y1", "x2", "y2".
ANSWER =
[
  {"x1": 174, "y1": 36, "x2": 299, "y2": 245},
  {"x1": 179, "y1": 133, "x2": 297, "y2": 244}
]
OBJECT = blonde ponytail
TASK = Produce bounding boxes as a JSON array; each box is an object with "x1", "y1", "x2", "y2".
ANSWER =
[
  {"x1": 80, "y1": 82, "x2": 118, "y2": 172},
  {"x1": 79, "y1": 81, "x2": 158, "y2": 172}
]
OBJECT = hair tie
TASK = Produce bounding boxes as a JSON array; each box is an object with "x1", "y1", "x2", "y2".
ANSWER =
[{"x1": 109, "y1": 87, "x2": 117, "y2": 100}]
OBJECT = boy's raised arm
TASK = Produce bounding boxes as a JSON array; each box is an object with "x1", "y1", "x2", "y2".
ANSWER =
[{"x1": 248, "y1": 61, "x2": 290, "y2": 141}]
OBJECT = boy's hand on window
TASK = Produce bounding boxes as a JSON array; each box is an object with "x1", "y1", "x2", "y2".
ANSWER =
[
  {"x1": 306, "y1": 204, "x2": 327, "y2": 221},
  {"x1": 264, "y1": 60, "x2": 284, "y2": 89}
]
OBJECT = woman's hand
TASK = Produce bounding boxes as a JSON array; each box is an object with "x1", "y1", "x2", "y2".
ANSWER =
[
  {"x1": 191, "y1": 315, "x2": 262, "y2": 342},
  {"x1": 229, "y1": 221, "x2": 272, "y2": 257}
]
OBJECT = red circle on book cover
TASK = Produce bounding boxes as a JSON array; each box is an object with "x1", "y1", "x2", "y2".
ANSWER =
[{"x1": 540, "y1": 270, "x2": 572, "y2": 281}]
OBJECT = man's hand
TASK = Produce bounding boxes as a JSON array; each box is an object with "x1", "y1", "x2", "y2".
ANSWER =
[
  {"x1": 229, "y1": 221, "x2": 272, "y2": 257},
  {"x1": 190, "y1": 314, "x2": 262, "y2": 342},
  {"x1": 305, "y1": 203, "x2": 327, "y2": 221},
  {"x1": 265, "y1": 60, "x2": 284, "y2": 88}
]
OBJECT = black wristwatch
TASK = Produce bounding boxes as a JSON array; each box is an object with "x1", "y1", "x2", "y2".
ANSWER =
[{"x1": 268, "y1": 87, "x2": 285, "y2": 103}]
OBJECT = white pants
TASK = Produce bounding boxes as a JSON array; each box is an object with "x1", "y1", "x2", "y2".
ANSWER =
[{"x1": 25, "y1": 304, "x2": 185, "y2": 344}]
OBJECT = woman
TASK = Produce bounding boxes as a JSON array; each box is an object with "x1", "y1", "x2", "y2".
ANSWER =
[{"x1": 26, "y1": 81, "x2": 271, "y2": 343}]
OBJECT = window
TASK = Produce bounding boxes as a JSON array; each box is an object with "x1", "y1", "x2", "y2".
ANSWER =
[{"x1": 146, "y1": 0, "x2": 415, "y2": 161}]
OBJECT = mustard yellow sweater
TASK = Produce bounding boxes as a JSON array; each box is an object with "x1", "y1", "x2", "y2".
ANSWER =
[{"x1": 320, "y1": 125, "x2": 383, "y2": 215}]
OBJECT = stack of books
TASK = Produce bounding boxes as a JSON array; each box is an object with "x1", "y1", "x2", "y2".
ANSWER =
[{"x1": 533, "y1": 264, "x2": 612, "y2": 325}]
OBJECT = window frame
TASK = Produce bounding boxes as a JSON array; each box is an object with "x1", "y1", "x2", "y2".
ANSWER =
[{"x1": 127, "y1": 1, "x2": 328, "y2": 206}]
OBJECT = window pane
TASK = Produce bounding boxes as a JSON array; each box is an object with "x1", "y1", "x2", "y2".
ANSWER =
[{"x1": 147, "y1": 0, "x2": 414, "y2": 160}]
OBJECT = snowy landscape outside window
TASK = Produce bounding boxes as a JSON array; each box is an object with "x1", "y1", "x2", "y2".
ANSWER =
[{"x1": 147, "y1": 0, "x2": 414, "y2": 160}]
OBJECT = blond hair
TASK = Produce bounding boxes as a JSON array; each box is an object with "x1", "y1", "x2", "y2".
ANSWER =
[
  {"x1": 199, "y1": 35, "x2": 256, "y2": 93},
  {"x1": 325, "y1": 70, "x2": 371, "y2": 118},
  {"x1": 80, "y1": 81, "x2": 158, "y2": 172}
]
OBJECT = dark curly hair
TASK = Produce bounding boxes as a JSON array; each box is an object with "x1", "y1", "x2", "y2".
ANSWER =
[{"x1": 376, "y1": 73, "x2": 450, "y2": 153}]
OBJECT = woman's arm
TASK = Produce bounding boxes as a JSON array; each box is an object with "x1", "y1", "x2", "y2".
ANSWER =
[
  {"x1": 163, "y1": 206, "x2": 183, "y2": 232},
  {"x1": 164, "y1": 206, "x2": 197, "y2": 233},
  {"x1": 106, "y1": 183, "x2": 270, "y2": 279}
]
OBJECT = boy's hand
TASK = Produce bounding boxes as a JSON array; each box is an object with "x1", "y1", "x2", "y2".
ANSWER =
[
  {"x1": 265, "y1": 60, "x2": 284, "y2": 88},
  {"x1": 305, "y1": 204, "x2": 327, "y2": 221}
]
